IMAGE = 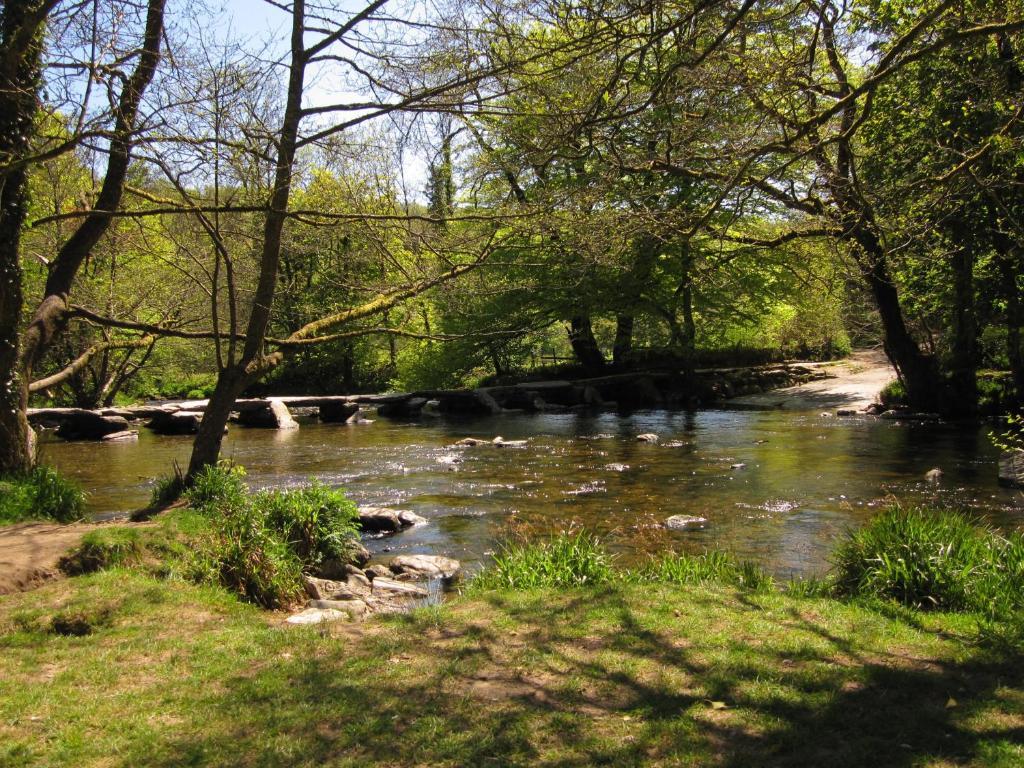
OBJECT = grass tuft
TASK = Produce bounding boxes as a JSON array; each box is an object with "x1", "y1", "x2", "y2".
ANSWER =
[
  {"x1": 0, "y1": 466, "x2": 86, "y2": 526},
  {"x1": 150, "y1": 462, "x2": 186, "y2": 506},
  {"x1": 832, "y1": 505, "x2": 1024, "y2": 618},
  {"x1": 59, "y1": 528, "x2": 143, "y2": 575},
  {"x1": 632, "y1": 550, "x2": 774, "y2": 591},
  {"x1": 470, "y1": 530, "x2": 614, "y2": 590}
]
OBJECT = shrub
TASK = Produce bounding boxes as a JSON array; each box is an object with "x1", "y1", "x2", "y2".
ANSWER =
[
  {"x1": 832, "y1": 505, "x2": 1024, "y2": 618},
  {"x1": 196, "y1": 499, "x2": 304, "y2": 609},
  {"x1": 186, "y1": 462, "x2": 249, "y2": 511},
  {"x1": 878, "y1": 379, "x2": 907, "y2": 407},
  {"x1": 0, "y1": 466, "x2": 86, "y2": 525},
  {"x1": 255, "y1": 482, "x2": 360, "y2": 569},
  {"x1": 471, "y1": 531, "x2": 614, "y2": 590},
  {"x1": 181, "y1": 464, "x2": 361, "y2": 608}
]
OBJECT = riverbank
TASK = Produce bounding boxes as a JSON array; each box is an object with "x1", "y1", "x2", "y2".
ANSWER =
[
  {"x1": 726, "y1": 349, "x2": 895, "y2": 412},
  {"x1": 1, "y1": 569, "x2": 1021, "y2": 767}
]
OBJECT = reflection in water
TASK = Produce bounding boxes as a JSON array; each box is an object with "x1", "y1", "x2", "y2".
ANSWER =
[{"x1": 39, "y1": 410, "x2": 1023, "y2": 578}]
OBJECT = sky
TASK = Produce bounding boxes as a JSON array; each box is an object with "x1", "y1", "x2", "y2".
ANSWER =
[{"x1": 211, "y1": 0, "x2": 432, "y2": 198}]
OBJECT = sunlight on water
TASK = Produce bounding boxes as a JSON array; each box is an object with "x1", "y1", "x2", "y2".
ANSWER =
[{"x1": 39, "y1": 410, "x2": 1023, "y2": 578}]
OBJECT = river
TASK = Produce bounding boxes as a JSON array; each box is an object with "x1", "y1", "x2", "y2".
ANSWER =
[{"x1": 39, "y1": 409, "x2": 1023, "y2": 578}]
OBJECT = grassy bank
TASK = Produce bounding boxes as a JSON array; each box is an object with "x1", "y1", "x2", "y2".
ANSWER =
[
  {"x1": 1, "y1": 504, "x2": 1023, "y2": 766},
  {"x1": 1, "y1": 570, "x2": 1021, "y2": 767}
]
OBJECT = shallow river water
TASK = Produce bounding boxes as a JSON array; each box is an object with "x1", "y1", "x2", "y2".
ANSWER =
[{"x1": 40, "y1": 409, "x2": 1023, "y2": 578}]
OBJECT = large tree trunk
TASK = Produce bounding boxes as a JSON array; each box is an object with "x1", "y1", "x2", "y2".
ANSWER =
[
  {"x1": 947, "y1": 229, "x2": 978, "y2": 414},
  {"x1": 612, "y1": 315, "x2": 633, "y2": 366},
  {"x1": 854, "y1": 228, "x2": 941, "y2": 411},
  {"x1": 0, "y1": 163, "x2": 34, "y2": 472},
  {"x1": 12, "y1": 0, "x2": 165, "y2": 471},
  {"x1": 568, "y1": 315, "x2": 605, "y2": 370},
  {"x1": 0, "y1": 1, "x2": 54, "y2": 474}
]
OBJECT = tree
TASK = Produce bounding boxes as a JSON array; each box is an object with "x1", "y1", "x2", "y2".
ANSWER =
[{"x1": 0, "y1": 0, "x2": 166, "y2": 474}]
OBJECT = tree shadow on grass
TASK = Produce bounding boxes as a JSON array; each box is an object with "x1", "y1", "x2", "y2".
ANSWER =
[{"x1": 125, "y1": 586, "x2": 1024, "y2": 767}]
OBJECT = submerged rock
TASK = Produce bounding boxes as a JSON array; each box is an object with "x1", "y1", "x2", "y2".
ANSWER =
[
  {"x1": 492, "y1": 436, "x2": 528, "y2": 448},
  {"x1": 357, "y1": 507, "x2": 403, "y2": 533},
  {"x1": 101, "y1": 430, "x2": 139, "y2": 442},
  {"x1": 357, "y1": 506, "x2": 424, "y2": 535},
  {"x1": 398, "y1": 510, "x2": 428, "y2": 527},
  {"x1": 665, "y1": 515, "x2": 708, "y2": 531},
  {"x1": 636, "y1": 433, "x2": 659, "y2": 443}
]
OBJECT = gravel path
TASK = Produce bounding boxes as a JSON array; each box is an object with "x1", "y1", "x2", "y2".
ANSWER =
[{"x1": 726, "y1": 349, "x2": 896, "y2": 412}]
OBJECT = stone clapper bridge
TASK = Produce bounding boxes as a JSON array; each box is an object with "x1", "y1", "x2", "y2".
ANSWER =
[{"x1": 28, "y1": 361, "x2": 837, "y2": 441}]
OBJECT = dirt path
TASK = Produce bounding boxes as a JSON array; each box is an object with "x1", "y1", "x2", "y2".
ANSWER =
[
  {"x1": 0, "y1": 521, "x2": 113, "y2": 595},
  {"x1": 726, "y1": 349, "x2": 896, "y2": 412}
]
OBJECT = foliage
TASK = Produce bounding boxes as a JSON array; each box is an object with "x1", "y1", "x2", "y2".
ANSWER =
[
  {"x1": 832, "y1": 505, "x2": 1024, "y2": 619},
  {"x1": 992, "y1": 411, "x2": 1024, "y2": 453},
  {"x1": 632, "y1": 550, "x2": 774, "y2": 592},
  {"x1": 878, "y1": 379, "x2": 907, "y2": 407},
  {"x1": 183, "y1": 463, "x2": 361, "y2": 608},
  {"x1": 0, "y1": 466, "x2": 86, "y2": 525},
  {"x1": 254, "y1": 482, "x2": 360, "y2": 569},
  {"x1": 470, "y1": 530, "x2": 615, "y2": 590}
]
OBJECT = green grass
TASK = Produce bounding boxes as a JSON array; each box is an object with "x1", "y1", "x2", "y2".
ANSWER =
[
  {"x1": 832, "y1": 505, "x2": 1024, "y2": 620},
  {"x1": 469, "y1": 530, "x2": 615, "y2": 590},
  {"x1": 3, "y1": 504, "x2": 1023, "y2": 764},
  {"x1": 0, "y1": 466, "x2": 86, "y2": 525},
  {"x1": 633, "y1": 550, "x2": 775, "y2": 592},
  {"x1": 0, "y1": 571, "x2": 1021, "y2": 767},
  {"x1": 64, "y1": 464, "x2": 363, "y2": 609},
  {"x1": 58, "y1": 527, "x2": 144, "y2": 575}
]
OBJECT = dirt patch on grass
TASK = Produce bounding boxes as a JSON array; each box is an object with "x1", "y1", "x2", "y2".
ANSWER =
[{"x1": 0, "y1": 521, "x2": 150, "y2": 595}]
